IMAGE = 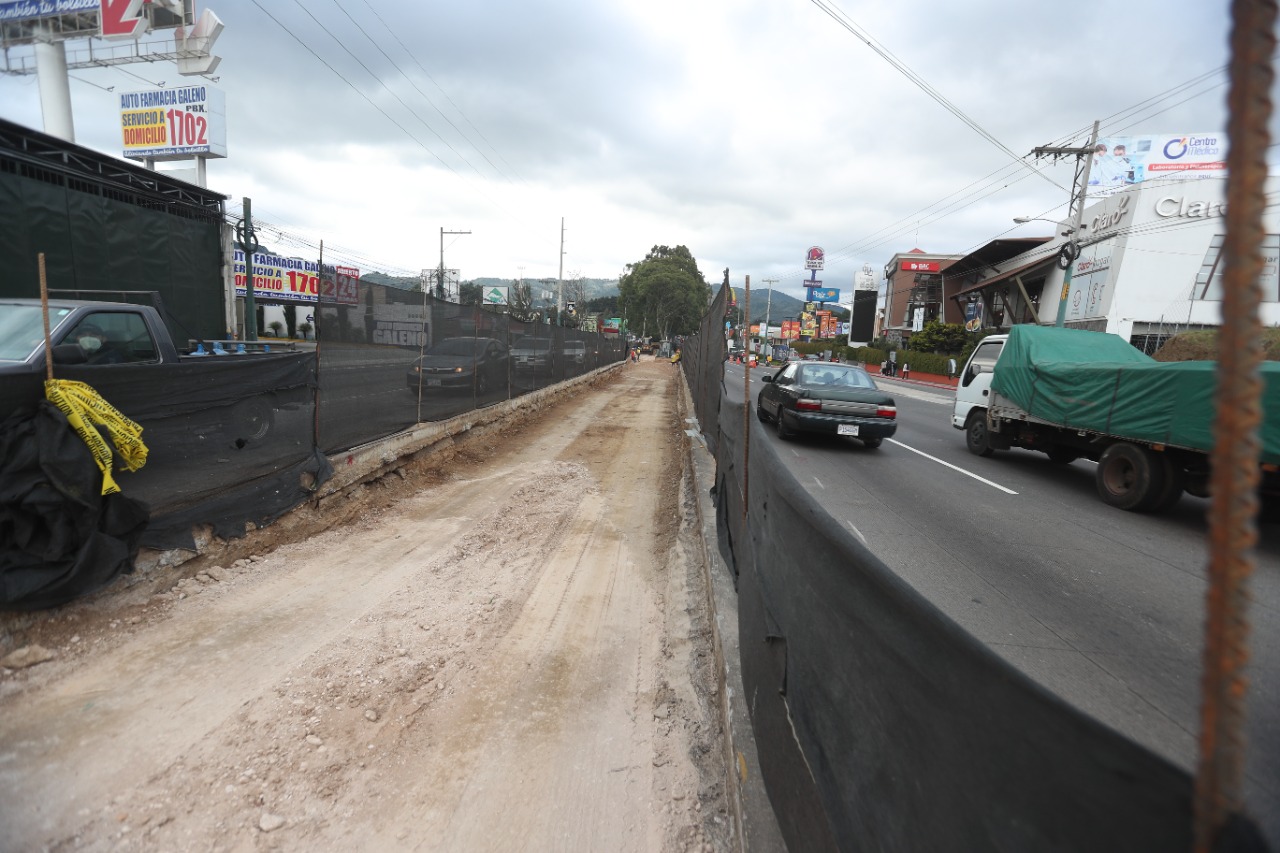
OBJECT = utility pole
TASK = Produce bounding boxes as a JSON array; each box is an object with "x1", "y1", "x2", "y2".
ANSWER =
[
  {"x1": 761, "y1": 278, "x2": 778, "y2": 360},
  {"x1": 1031, "y1": 120, "x2": 1099, "y2": 327},
  {"x1": 236, "y1": 197, "x2": 261, "y2": 341},
  {"x1": 439, "y1": 227, "x2": 471, "y2": 302},
  {"x1": 556, "y1": 217, "x2": 565, "y2": 325}
]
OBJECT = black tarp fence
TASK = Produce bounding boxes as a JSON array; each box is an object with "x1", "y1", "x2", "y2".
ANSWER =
[
  {"x1": 681, "y1": 283, "x2": 1253, "y2": 851},
  {"x1": 316, "y1": 278, "x2": 623, "y2": 453}
]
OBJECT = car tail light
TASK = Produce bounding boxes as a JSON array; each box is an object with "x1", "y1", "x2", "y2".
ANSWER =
[
  {"x1": 796, "y1": 398, "x2": 822, "y2": 412},
  {"x1": 877, "y1": 406, "x2": 897, "y2": 418}
]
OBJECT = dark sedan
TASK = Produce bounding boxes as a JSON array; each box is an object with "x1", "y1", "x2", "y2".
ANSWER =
[
  {"x1": 407, "y1": 337, "x2": 509, "y2": 395},
  {"x1": 756, "y1": 362, "x2": 897, "y2": 448}
]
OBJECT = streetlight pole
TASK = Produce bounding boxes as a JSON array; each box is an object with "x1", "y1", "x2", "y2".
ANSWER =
[
  {"x1": 556, "y1": 217, "x2": 565, "y2": 324},
  {"x1": 1030, "y1": 120, "x2": 1099, "y2": 327},
  {"x1": 762, "y1": 278, "x2": 777, "y2": 361},
  {"x1": 439, "y1": 227, "x2": 471, "y2": 301}
]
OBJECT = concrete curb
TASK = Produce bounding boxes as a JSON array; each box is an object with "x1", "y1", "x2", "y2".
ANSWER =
[{"x1": 676, "y1": 372, "x2": 787, "y2": 853}]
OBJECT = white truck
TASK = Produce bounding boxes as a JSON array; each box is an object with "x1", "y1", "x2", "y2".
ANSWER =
[{"x1": 951, "y1": 325, "x2": 1280, "y2": 513}]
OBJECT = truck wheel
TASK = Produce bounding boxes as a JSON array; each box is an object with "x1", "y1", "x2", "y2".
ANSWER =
[
  {"x1": 1096, "y1": 444, "x2": 1167, "y2": 511},
  {"x1": 233, "y1": 397, "x2": 274, "y2": 442},
  {"x1": 1151, "y1": 455, "x2": 1186, "y2": 512},
  {"x1": 1046, "y1": 446, "x2": 1080, "y2": 465},
  {"x1": 965, "y1": 410, "x2": 994, "y2": 457}
]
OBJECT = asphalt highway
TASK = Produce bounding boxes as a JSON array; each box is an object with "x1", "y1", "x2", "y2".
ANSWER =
[{"x1": 724, "y1": 361, "x2": 1280, "y2": 843}]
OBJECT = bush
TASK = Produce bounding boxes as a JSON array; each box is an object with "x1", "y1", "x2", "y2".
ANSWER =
[{"x1": 267, "y1": 321, "x2": 285, "y2": 338}]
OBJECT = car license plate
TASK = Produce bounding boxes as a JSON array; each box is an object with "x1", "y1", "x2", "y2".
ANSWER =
[
  {"x1": 838, "y1": 424, "x2": 860, "y2": 436},
  {"x1": 427, "y1": 378, "x2": 442, "y2": 387}
]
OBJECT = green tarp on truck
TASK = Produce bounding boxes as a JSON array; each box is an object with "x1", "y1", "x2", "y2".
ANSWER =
[{"x1": 989, "y1": 324, "x2": 1280, "y2": 464}]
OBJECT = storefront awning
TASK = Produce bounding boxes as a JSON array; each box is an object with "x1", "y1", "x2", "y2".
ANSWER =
[{"x1": 954, "y1": 255, "x2": 1057, "y2": 298}]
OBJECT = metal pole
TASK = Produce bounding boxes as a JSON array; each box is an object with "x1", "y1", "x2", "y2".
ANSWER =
[
  {"x1": 1194, "y1": 0, "x2": 1275, "y2": 847},
  {"x1": 743, "y1": 275, "x2": 751, "y2": 519},
  {"x1": 1054, "y1": 121, "x2": 1099, "y2": 327},
  {"x1": 762, "y1": 278, "x2": 777, "y2": 361},
  {"x1": 557, "y1": 217, "x2": 565, "y2": 325},
  {"x1": 33, "y1": 26, "x2": 74, "y2": 142},
  {"x1": 237, "y1": 197, "x2": 260, "y2": 341}
]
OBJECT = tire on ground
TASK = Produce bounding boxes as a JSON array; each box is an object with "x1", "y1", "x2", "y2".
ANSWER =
[
  {"x1": 965, "y1": 410, "x2": 994, "y2": 457},
  {"x1": 1096, "y1": 443, "x2": 1169, "y2": 512}
]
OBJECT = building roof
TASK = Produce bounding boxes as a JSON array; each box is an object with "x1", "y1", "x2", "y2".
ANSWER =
[{"x1": 955, "y1": 255, "x2": 1058, "y2": 297}]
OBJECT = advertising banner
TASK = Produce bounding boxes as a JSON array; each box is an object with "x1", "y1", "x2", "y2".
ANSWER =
[
  {"x1": 900, "y1": 260, "x2": 940, "y2": 272},
  {"x1": 808, "y1": 287, "x2": 839, "y2": 302},
  {"x1": 964, "y1": 297, "x2": 984, "y2": 332},
  {"x1": 482, "y1": 286, "x2": 509, "y2": 305},
  {"x1": 603, "y1": 318, "x2": 623, "y2": 335},
  {"x1": 0, "y1": 0, "x2": 97, "y2": 23},
  {"x1": 1089, "y1": 133, "x2": 1225, "y2": 196},
  {"x1": 234, "y1": 249, "x2": 359, "y2": 305},
  {"x1": 120, "y1": 86, "x2": 227, "y2": 161},
  {"x1": 806, "y1": 246, "x2": 825, "y2": 270}
]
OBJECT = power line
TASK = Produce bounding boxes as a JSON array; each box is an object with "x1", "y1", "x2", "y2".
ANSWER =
[{"x1": 806, "y1": 0, "x2": 1066, "y2": 193}]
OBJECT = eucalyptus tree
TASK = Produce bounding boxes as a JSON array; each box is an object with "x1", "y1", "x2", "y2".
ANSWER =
[{"x1": 618, "y1": 245, "x2": 711, "y2": 340}]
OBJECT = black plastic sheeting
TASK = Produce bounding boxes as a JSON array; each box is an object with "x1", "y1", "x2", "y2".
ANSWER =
[
  {"x1": 710, "y1": 392, "x2": 1202, "y2": 851},
  {"x1": 679, "y1": 283, "x2": 729, "y2": 459},
  {"x1": 1, "y1": 354, "x2": 323, "y2": 552},
  {"x1": 0, "y1": 402, "x2": 149, "y2": 610},
  {"x1": 0, "y1": 166, "x2": 227, "y2": 342}
]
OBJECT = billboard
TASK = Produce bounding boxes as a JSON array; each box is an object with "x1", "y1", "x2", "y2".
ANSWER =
[
  {"x1": 850, "y1": 290, "x2": 877, "y2": 342},
  {"x1": 0, "y1": 0, "x2": 97, "y2": 21},
  {"x1": 1089, "y1": 133, "x2": 1225, "y2": 196},
  {"x1": 806, "y1": 246, "x2": 825, "y2": 270},
  {"x1": 233, "y1": 249, "x2": 359, "y2": 305},
  {"x1": 120, "y1": 86, "x2": 227, "y2": 161},
  {"x1": 808, "y1": 287, "x2": 840, "y2": 302},
  {"x1": 900, "y1": 260, "x2": 940, "y2": 272}
]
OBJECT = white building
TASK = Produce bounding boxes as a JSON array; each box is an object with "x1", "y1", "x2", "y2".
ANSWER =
[{"x1": 952, "y1": 175, "x2": 1277, "y2": 352}]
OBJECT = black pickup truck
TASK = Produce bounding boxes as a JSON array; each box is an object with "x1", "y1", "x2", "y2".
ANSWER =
[{"x1": 0, "y1": 297, "x2": 314, "y2": 442}]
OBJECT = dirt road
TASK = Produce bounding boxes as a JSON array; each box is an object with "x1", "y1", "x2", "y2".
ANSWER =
[{"x1": 0, "y1": 357, "x2": 732, "y2": 852}]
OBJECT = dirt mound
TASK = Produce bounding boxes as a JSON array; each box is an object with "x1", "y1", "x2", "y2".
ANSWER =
[{"x1": 1153, "y1": 328, "x2": 1280, "y2": 362}]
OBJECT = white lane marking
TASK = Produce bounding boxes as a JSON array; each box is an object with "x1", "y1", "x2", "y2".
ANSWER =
[
  {"x1": 812, "y1": 477, "x2": 825, "y2": 489},
  {"x1": 843, "y1": 519, "x2": 867, "y2": 544},
  {"x1": 886, "y1": 439, "x2": 1019, "y2": 494}
]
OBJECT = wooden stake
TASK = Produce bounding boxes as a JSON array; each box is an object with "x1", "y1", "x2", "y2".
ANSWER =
[{"x1": 38, "y1": 253, "x2": 53, "y2": 382}]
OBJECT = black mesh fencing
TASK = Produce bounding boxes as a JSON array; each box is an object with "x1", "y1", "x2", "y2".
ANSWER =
[
  {"x1": 316, "y1": 277, "x2": 624, "y2": 453},
  {"x1": 680, "y1": 283, "x2": 729, "y2": 458},
  {"x1": 678, "y1": 289, "x2": 1266, "y2": 851}
]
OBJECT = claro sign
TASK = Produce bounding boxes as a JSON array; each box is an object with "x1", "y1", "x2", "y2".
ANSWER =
[{"x1": 1155, "y1": 196, "x2": 1227, "y2": 220}]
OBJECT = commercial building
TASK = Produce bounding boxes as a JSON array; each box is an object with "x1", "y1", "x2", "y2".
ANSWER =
[{"x1": 943, "y1": 175, "x2": 1278, "y2": 352}]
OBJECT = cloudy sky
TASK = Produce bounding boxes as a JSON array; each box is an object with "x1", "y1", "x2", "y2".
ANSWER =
[{"x1": 0, "y1": 0, "x2": 1256, "y2": 303}]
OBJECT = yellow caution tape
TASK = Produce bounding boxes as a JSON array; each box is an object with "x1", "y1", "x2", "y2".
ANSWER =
[{"x1": 44, "y1": 379, "x2": 148, "y2": 495}]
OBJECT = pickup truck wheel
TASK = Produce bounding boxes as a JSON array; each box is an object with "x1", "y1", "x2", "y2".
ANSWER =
[
  {"x1": 1047, "y1": 446, "x2": 1080, "y2": 465},
  {"x1": 964, "y1": 410, "x2": 994, "y2": 457},
  {"x1": 233, "y1": 397, "x2": 274, "y2": 442},
  {"x1": 1096, "y1": 443, "x2": 1167, "y2": 511}
]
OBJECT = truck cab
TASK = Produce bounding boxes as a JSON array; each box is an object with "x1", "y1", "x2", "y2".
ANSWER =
[{"x1": 951, "y1": 334, "x2": 1007, "y2": 432}]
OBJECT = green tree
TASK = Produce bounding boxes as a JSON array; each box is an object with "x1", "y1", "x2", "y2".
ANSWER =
[
  {"x1": 618, "y1": 245, "x2": 711, "y2": 339},
  {"x1": 459, "y1": 280, "x2": 482, "y2": 305},
  {"x1": 907, "y1": 320, "x2": 969, "y2": 353}
]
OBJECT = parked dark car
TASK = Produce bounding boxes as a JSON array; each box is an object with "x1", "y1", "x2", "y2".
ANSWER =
[
  {"x1": 511, "y1": 335, "x2": 557, "y2": 373},
  {"x1": 756, "y1": 362, "x2": 897, "y2": 448},
  {"x1": 407, "y1": 337, "x2": 509, "y2": 394}
]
